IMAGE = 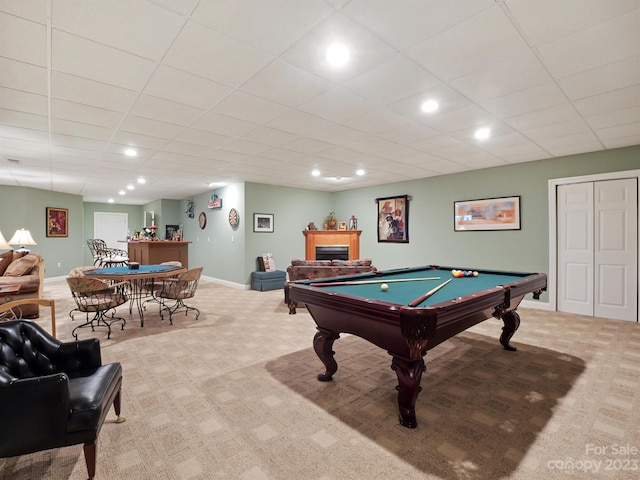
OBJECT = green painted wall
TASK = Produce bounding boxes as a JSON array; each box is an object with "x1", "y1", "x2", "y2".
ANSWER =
[
  {"x1": 2, "y1": 145, "x2": 638, "y2": 290},
  {"x1": 0, "y1": 186, "x2": 83, "y2": 277},
  {"x1": 244, "y1": 183, "x2": 334, "y2": 279}
]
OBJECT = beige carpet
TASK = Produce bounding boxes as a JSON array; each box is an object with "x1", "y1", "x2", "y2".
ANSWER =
[{"x1": 1, "y1": 279, "x2": 640, "y2": 480}]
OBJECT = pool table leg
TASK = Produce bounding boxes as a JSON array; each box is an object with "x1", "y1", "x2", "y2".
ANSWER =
[
  {"x1": 499, "y1": 310, "x2": 521, "y2": 351},
  {"x1": 313, "y1": 329, "x2": 340, "y2": 381},
  {"x1": 391, "y1": 355, "x2": 426, "y2": 428}
]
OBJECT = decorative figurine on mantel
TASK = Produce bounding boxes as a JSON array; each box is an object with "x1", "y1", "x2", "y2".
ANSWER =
[
  {"x1": 307, "y1": 222, "x2": 317, "y2": 230},
  {"x1": 349, "y1": 215, "x2": 358, "y2": 230},
  {"x1": 323, "y1": 211, "x2": 337, "y2": 230}
]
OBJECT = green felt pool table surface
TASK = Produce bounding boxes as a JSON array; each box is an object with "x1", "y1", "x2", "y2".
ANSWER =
[{"x1": 311, "y1": 267, "x2": 539, "y2": 307}]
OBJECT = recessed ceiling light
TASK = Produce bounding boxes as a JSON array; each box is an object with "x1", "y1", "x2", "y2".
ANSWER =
[
  {"x1": 421, "y1": 99, "x2": 439, "y2": 113},
  {"x1": 119, "y1": 190, "x2": 126, "y2": 195},
  {"x1": 137, "y1": 177, "x2": 146, "y2": 184},
  {"x1": 126, "y1": 184, "x2": 134, "y2": 190},
  {"x1": 311, "y1": 169, "x2": 321, "y2": 177},
  {"x1": 474, "y1": 127, "x2": 491, "y2": 140},
  {"x1": 326, "y1": 43, "x2": 350, "y2": 67},
  {"x1": 356, "y1": 169, "x2": 365, "y2": 176},
  {"x1": 124, "y1": 148, "x2": 137, "y2": 157},
  {"x1": 108, "y1": 198, "x2": 114, "y2": 203}
]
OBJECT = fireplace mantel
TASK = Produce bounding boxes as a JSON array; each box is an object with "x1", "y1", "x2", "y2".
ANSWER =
[{"x1": 303, "y1": 230, "x2": 361, "y2": 260}]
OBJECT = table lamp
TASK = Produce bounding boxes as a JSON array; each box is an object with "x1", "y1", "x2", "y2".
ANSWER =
[
  {"x1": 0, "y1": 230, "x2": 12, "y2": 251},
  {"x1": 9, "y1": 228, "x2": 37, "y2": 253}
]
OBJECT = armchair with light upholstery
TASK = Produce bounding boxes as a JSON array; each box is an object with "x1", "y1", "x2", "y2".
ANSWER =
[
  {"x1": 0, "y1": 251, "x2": 45, "y2": 317},
  {"x1": 0, "y1": 319, "x2": 124, "y2": 479}
]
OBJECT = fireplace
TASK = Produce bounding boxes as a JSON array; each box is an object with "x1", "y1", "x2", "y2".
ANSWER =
[
  {"x1": 315, "y1": 246, "x2": 349, "y2": 261},
  {"x1": 303, "y1": 230, "x2": 361, "y2": 260}
]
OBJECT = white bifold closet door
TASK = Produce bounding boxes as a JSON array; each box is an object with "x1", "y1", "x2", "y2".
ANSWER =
[{"x1": 557, "y1": 178, "x2": 637, "y2": 322}]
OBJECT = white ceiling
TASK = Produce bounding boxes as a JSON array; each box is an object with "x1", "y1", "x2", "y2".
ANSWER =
[{"x1": 1, "y1": 0, "x2": 639, "y2": 205}]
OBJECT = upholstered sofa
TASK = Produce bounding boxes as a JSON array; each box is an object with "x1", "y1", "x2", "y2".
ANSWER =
[
  {"x1": 0, "y1": 251, "x2": 45, "y2": 317},
  {"x1": 285, "y1": 259, "x2": 377, "y2": 314}
]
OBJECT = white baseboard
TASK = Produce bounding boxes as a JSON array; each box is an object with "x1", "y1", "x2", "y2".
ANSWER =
[{"x1": 520, "y1": 299, "x2": 553, "y2": 311}]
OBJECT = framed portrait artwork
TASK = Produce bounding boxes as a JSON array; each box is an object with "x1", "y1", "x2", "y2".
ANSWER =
[
  {"x1": 454, "y1": 196, "x2": 521, "y2": 231},
  {"x1": 46, "y1": 207, "x2": 68, "y2": 237},
  {"x1": 376, "y1": 195, "x2": 409, "y2": 243},
  {"x1": 253, "y1": 213, "x2": 274, "y2": 233}
]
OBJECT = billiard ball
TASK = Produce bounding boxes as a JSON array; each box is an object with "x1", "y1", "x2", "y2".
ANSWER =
[{"x1": 380, "y1": 283, "x2": 389, "y2": 291}]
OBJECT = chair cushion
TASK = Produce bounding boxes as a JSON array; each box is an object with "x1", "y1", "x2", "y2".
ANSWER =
[
  {"x1": 4, "y1": 254, "x2": 39, "y2": 276},
  {"x1": 67, "y1": 362, "x2": 122, "y2": 434},
  {"x1": 0, "y1": 250, "x2": 13, "y2": 276}
]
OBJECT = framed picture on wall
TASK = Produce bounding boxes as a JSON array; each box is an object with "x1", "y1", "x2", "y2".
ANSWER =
[
  {"x1": 253, "y1": 213, "x2": 274, "y2": 233},
  {"x1": 454, "y1": 196, "x2": 521, "y2": 231},
  {"x1": 376, "y1": 195, "x2": 409, "y2": 243},
  {"x1": 46, "y1": 207, "x2": 68, "y2": 237}
]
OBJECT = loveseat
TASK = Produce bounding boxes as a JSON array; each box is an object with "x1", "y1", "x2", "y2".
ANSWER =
[
  {"x1": 285, "y1": 259, "x2": 377, "y2": 314},
  {"x1": 0, "y1": 251, "x2": 45, "y2": 317}
]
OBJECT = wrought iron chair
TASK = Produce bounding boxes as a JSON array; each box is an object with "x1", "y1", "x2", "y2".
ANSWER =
[
  {"x1": 154, "y1": 267, "x2": 202, "y2": 324},
  {"x1": 66, "y1": 277, "x2": 129, "y2": 339},
  {"x1": 0, "y1": 320, "x2": 124, "y2": 480},
  {"x1": 89, "y1": 239, "x2": 129, "y2": 267}
]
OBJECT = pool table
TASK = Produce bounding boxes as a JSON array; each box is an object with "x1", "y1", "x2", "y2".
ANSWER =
[{"x1": 286, "y1": 265, "x2": 547, "y2": 428}]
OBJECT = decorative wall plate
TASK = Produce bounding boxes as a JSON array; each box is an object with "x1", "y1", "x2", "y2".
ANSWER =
[{"x1": 198, "y1": 212, "x2": 207, "y2": 229}]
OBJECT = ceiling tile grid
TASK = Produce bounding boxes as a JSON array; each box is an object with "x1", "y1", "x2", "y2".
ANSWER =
[{"x1": 0, "y1": 0, "x2": 638, "y2": 204}]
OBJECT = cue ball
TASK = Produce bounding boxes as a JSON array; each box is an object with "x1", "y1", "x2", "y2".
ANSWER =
[{"x1": 380, "y1": 283, "x2": 389, "y2": 291}]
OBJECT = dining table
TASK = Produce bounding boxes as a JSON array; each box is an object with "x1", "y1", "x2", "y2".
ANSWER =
[{"x1": 83, "y1": 264, "x2": 186, "y2": 326}]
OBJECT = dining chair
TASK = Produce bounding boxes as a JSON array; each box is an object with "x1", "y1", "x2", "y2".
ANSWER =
[
  {"x1": 66, "y1": 277, "x2": 129, "y2": 339},
  {"x1": 91, "y1": 239, "x2": 129, "y2": 267},
  {"x1": 154, "y1": 267, "x2": 203, "y2": 324}
]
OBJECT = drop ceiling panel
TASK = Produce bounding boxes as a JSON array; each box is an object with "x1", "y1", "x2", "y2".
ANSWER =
[
  {"x1": 191, "y1": 0, "x2": 332, "y2": 56},
  {"x1": 212, "y1": 91, "x2": 289, "y2": 124},
  {"x1": 50, "y1": 72, "x2": 137, "y2": 112},
  {"x1": 343, "y1": 0, "x2": 493, "y2": 51},
  {"x1": 344, "y1": 56, "x2": 440, "y2": 105},
  {"x1": 162, "y1": 20, "x2": 273, "y2": 87},
  {"x1": 0, "y1": 11, "x2": 46, "y2": 66},
  {"x1": 52, "y1": 99, "x2": 124, "y2": 129},
  {"x1": 407, "y1": 6, "x2": 530, "y2": 81},
  {"x1": 0, "y1": 57, "x2": 47, "y2": 95},
  {"x1": 241, "y1": 60, "x2": 333, "y2": 107},
  {"x1": 52, "y1": 1, "x2": 184, "y2": 61},
  {"x1": 144, "y1": 65, "x2": 233, "y2": 110},
  {"x1": 537, "y1": 10, "x2": 640, "y2": 79}
]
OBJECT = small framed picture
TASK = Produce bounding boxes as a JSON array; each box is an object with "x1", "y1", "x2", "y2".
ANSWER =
[
  {"x1": 253, "y1": 213, "x2": 274, "y2": 233},
  {"x1": 46, "y1": 207, "x2": 68, "y2": 237},
  {"x1": 337, "y1": 221, "x2": 347, "y2": 230}
]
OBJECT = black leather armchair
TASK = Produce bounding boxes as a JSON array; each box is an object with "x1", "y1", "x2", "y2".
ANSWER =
[{"x1": 0, "y1": 320, "x2": 124, "y2": 479}]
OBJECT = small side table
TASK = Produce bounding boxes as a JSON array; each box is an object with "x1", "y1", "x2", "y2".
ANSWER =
[{"x1": 0, "y1": 284, "x2": 22, "y2": 320}]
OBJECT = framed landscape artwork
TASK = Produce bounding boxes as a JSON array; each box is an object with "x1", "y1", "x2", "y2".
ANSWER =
[
  {"x1": 454, "y1": 196, "x2": 521, "y2": 231},
  {"x1": 46, "y1": 207, "x2": 68, "y2": 237}
]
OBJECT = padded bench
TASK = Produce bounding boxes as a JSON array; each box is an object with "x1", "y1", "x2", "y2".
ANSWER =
[{"x1": 251, "y1": 270, "x2": 286, "y2": 291}]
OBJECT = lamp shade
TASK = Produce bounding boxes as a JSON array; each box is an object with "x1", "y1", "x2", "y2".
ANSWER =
[
  {"x1": 0, "y1": 230, "x2": 11, "y2": 250},
  {"x1": 9, "y1": 228, "x2": 37, "y2": 247}
]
